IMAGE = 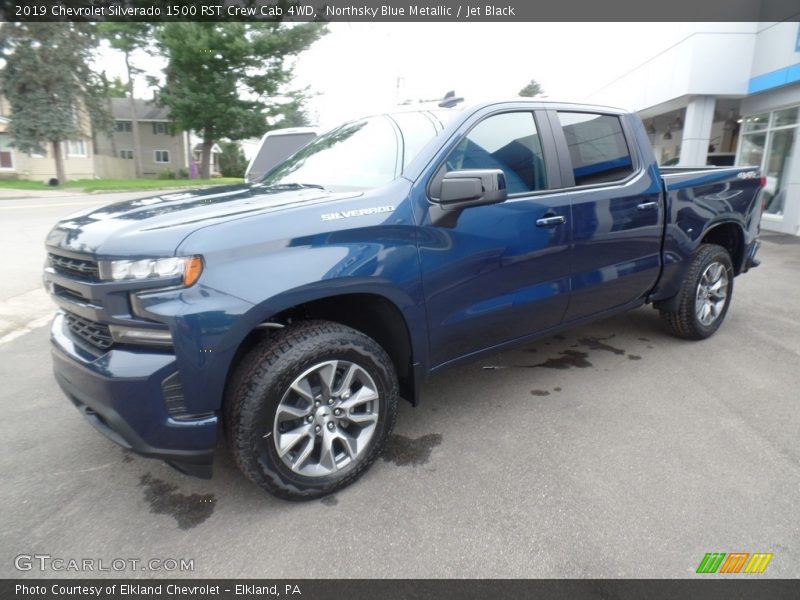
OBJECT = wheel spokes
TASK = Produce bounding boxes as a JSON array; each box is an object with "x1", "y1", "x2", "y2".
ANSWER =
[
  {"x1": 272, "y1": 359, "x2": 381, "y2": 477},
  {"x1": 695, "y1": 261, "x2": 730, "y2": 326},
  {"x1": 315, "y1": 361, "x2": 338, "y2": 399},
  {"x1": 277, "y1": 403, "x2": 310, "y2": 421},
  {"x1": 291, "y1": 378, "x2": 315, "y2": 403},
  {"x1": 333, "y1": 362, "x2": 361, "y2": 397},
  {"x1": 291, "y1": 435, "x2": 315, "y2": 469},
  {"x1": 318, "y1": 428, "x2": 339, "y2": 472},
  {"x1": 277, "y1": 424, "x2": 313, "y2": 458}
]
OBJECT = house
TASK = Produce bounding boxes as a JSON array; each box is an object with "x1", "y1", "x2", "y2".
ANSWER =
[
  {"x1": 99, "y1": 98, "x2": 222, "y2": 178},
  {"x1": 0, "y1": 95, "x2": 96, "y2": 181},
  {"x1": 0, "y1": 96, "x2": 221, "y2": 181}
]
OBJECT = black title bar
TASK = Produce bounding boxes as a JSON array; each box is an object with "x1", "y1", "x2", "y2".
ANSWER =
[
  {"x1": 4, "y1": 579, "x2": 800, "y2": 600},
  {"x1": 0, "y1": 0, "x2": 799, "y2": 22}
]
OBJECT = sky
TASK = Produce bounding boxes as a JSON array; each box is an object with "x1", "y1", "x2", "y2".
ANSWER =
[{"x1": 98, "y1": 22, "x2": 713, "y2": 131}]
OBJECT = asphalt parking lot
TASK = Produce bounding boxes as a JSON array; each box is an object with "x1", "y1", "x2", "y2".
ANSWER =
[{"x1": 0, "y1": 197, "x2": 798, "y2": 578}]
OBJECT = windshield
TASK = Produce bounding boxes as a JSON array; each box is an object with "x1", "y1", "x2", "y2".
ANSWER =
[{"x1": 261, "y1": 112, "x2": 443, "y2": 190}]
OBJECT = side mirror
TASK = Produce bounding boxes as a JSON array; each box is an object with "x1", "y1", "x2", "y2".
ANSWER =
[
  {"x1": 429, "y1": 169, "x2": 508, "y2": 227},
  {"x1": 439, "y1": 169, "x2": 507, "y2": 208}
]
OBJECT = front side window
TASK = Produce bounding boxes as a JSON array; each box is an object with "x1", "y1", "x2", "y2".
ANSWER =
[
  {"x1": 557, "y1": 112, "x2": 634, "y2": 186},
  {"x1": 262, "y1": 116, "x2": 400, "y2": 190},
  {"x1": 443, "y1": 111, "x2": 547, "y2": 194}
]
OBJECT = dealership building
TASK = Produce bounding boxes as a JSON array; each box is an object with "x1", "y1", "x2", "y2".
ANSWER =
[{"x1": 589, "y1": 22, "x2": 800, "y2": 236}]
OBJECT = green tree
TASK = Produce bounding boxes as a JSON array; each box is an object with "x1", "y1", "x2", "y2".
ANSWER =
[
  {"x1": 99, "y1": 23, "x2": 154, "y2": 178},
  {"x1": 518, "y1": 79, "x2": 545, "y2": 98},
  {"x1": 217, "y1": 141, "x2": 248, "y2": 178},
  {"x1": 0, "y1": 23, "x2": 110, "y2": 183},
  {"x1": 270, "y1": 94, "x2": 312, "y2": 129},
  {"x1": 106, "y1": 76, "x2": 128, "y2": 99},
  {"x1": 155, "y1": 22, "x2": 325, "y2": 179}
]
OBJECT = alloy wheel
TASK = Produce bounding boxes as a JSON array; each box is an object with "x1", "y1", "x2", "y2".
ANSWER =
[{"x1": 271, "y1": 360, "x2": 380, "y2": 477}]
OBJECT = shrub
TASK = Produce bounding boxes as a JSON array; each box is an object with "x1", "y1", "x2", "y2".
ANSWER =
[
  {"x1": 157, "y1": 168, "x2": 176, "y2": 180},
  {"x1": 218, "y1": 141, "x2": 247, "y2": 178}
]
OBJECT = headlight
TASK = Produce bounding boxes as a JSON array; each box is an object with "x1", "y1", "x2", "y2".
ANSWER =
[{"x1": 101, "y1": 256, "x2": 203, "y2": 287}]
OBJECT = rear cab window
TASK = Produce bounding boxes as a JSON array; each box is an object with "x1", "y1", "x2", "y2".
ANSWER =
[{"x1": 556, "y1": 112, "x2": 635, "y2": 186}]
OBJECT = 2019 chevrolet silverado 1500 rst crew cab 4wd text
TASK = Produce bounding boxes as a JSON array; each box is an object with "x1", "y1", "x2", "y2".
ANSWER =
[{"x1": 44, "y1": 101, "x2": 764, "y2": 499}]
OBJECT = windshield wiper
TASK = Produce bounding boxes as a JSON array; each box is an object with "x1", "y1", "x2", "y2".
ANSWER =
[{"x1": 259, "y1": 182, "x2": 326, "y2": 191}]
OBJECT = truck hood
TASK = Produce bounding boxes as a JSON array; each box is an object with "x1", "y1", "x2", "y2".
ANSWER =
[{"x1": 45, "y1": 183, "x2": 362, "y2": 258}]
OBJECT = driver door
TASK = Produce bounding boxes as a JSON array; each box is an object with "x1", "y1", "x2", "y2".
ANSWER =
[{"x1": 417, "y1": 110, "x2": 573, "y2": 368}]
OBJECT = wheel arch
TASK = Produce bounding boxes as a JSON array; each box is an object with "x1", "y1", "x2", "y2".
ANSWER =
[
  {"x1": 700, "y1": 220, "x2": 746, "y2": 275},
  {"x1": 223, "y1": 288, "x2": 425, "y2": 412}
]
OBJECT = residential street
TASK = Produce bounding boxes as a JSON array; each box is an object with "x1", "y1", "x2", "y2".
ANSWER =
[
  {"x1": 0, "y1": 194, "x2": 797, "y2": 578},
  {"x1": 0, "y1": 191, "x2": 182, "y2": 341}
]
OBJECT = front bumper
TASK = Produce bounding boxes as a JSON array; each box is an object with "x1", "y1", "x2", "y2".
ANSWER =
[{"x1": 50, "y1": 313, "x2": 217, "y2": 478}]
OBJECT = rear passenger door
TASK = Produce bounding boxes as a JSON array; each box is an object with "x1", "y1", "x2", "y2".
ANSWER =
[{"x1": 548, "y1": 110, "x2": 663, "y2": 321}]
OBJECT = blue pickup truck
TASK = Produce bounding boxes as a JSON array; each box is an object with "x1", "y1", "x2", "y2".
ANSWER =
[{"x1": 44, "y1": 101, "x2": 764, "y2": 499}]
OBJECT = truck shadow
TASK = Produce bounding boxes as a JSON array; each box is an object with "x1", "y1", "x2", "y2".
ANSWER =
[{"x1": 123, "y1": 305, "x2": 674, "y2": 522}]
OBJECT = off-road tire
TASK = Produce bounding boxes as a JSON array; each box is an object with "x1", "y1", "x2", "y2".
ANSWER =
[
  {"x1": 224, "y1": 320, "x2": 398, "y2": 500},
  {"x1": 659, "y1": 243, "x2": 734, "y2": 340}
]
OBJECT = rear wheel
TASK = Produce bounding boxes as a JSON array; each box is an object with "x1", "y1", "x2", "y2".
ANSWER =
[
  {"x1": 659, "y1": 243, "x2": 734, "y2": 340},
  {"x1": 225, "y1": 320, "x2": 398, "y2": 500}
]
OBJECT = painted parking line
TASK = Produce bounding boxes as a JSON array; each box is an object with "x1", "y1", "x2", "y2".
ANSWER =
[
  {"x1": 0, "y1": 313, "x2": 52, "y2": 346},
  {"x1": 0, "y1": 288, "x2": 55, "y2": 345}
]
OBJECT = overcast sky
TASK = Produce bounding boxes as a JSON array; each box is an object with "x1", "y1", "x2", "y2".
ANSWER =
[{"x1": 98, "y1": 22, "x2": 718, "y2": 130}]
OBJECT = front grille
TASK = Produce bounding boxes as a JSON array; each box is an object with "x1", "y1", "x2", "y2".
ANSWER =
[
  {"x1": 53, "y1": 283, "x2": 89, "y2": 304},
  {"x1": 49, "y1": 253, "x2": 99, "y2": 280},
  {"x1": 64, "y1": 312, "x2": 113, "y2": 352}
]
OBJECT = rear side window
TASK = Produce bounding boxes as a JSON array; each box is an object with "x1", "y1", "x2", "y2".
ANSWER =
[
  {"x1": 444, "y1": 112, "x2": 547, "y2": 194},
  {"x1": 557, "y1": 112, "x2": 634, "y2": 186}
]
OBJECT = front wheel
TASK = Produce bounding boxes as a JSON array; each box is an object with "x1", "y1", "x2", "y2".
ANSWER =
[
  {"x1": 659, "y1": 243, "x2": 734, "y2": 340},
  {"x1": 225, "y1": 320, "x2": 398, "y2": 500}
]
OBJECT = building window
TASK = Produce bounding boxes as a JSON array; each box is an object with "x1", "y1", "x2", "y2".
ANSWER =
[
  {"x1": 0, "y1": 134, "x2": 14, "y2": 170},
  {"x1": 119, "y1": 149, "x2": 134, "y2": 159},
  {"x1": 66, "y1": 140, "x2": 88, "y2": 157},
  {"x1": 739, "y1": 106, "x2": 798, "y2": 217},
  {"x1": 153, "y1": 122, "x2": 168, "y2": 135},
  {"x1": 154, "y1": 150, "x2": 170, "y2": 163},
  {"x1": 115, "y1": 121, "x2": 132, "y2": 133}
]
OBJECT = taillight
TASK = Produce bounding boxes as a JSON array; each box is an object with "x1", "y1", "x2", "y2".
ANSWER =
[{"x1": 759, "y1": 176, "x2": 767, "y2": 189}]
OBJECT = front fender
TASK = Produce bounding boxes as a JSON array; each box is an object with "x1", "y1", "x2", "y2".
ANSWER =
[{"x1": 140, "y1": 191, "x2": 426, "y2": 415}]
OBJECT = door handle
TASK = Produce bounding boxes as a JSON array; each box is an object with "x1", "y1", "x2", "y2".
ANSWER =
[
  {"x1": 636, "y1": 201, "x2": 659, "y2": 211},
  {"x1": 536, "y1": 215, "x2": 566, "y2": 227}
]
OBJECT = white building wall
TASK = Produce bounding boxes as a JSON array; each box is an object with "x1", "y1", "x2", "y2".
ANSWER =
[
  {"x1": 589, "y1": 26, "x2": 758, "y2": 113},
  {"x1": 750, "y1": 22, "x2": 800, "y2": 79}
]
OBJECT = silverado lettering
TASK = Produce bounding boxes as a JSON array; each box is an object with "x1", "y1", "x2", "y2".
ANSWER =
[{"x1": 321, "y1": 205, "x2": 395, "y2": 220}]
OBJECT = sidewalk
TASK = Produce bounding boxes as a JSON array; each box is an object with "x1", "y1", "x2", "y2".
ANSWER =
[{"x1": 0, "y1": 188, "x2": 87, "y2": 200}]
